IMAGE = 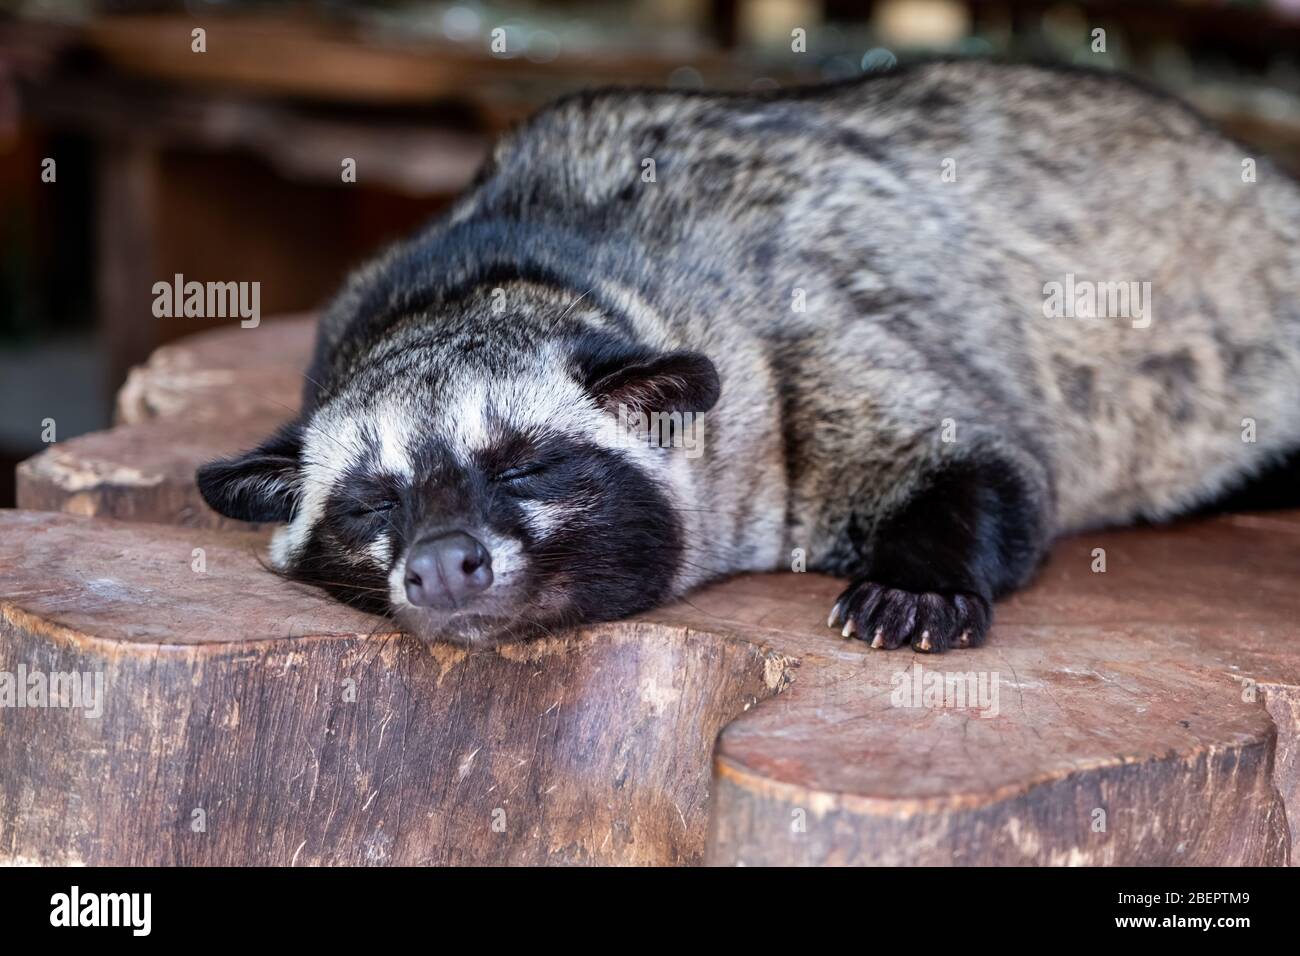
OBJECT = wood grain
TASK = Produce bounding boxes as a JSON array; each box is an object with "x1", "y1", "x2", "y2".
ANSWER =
[
  {"x1": 0, "y1": 512, "x2": 790, "y2": 865},
  {"x1": 113, "y1": 314, "x2": 314, "y2": 425},
  {"x1": 2, "y1": 510, "x2": 1298, "y2": 865}
]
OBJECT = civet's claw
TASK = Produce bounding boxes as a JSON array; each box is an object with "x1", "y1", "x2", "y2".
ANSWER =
[
  {"x1": 828, "y1": 581, "x2": 991, "y2": 651},
  {"x1": 828, "y1": 600, "x2": 845, "y2": 629}
]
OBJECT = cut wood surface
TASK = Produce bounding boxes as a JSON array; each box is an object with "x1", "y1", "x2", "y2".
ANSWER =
[
  {"x1": 14, "y1": 411, "x2": 288, "y2": 529},
  {"x1": 18, "y1": 317, "x2": 313, "y2": 528},
  {"x1": 0, "y1": 512, "x2": 785, "y2": 866},
  {"x1": 5, "y1": 318, "x2": 1300, "y2": 865},
  {"x1": 2, "y1": 509, "x2": 1299, "y2": 865},
  {"x1": 113, "y1": 313, "x2": 314, "y2": 425}
]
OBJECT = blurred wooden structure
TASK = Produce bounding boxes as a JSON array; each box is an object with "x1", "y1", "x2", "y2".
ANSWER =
[{"x1": 5, "y1": 11, "x2": 742, "y2": 398}]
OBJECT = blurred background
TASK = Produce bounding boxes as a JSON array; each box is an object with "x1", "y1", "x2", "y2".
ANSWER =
[{"x1": 2, "y1": 0, "x2": 1300, "y2": 507}]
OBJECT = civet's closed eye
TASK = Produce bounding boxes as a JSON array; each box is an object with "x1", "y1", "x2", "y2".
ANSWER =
[
  {"x1": 494, "y1": 461, "x2": 550, "y2": 484},
  {"x1": 347, "y1": 500, "x2": 398, "y2": 519}
]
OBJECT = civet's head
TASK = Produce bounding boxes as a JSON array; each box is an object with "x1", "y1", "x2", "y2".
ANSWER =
[{"x1": 197, "y1": 283, "x2": 719, "y2": 646}]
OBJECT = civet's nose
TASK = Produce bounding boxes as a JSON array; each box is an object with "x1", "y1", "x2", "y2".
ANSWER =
[{"x1": 404, "y1": 532, "x2": 494, "y2": 609}]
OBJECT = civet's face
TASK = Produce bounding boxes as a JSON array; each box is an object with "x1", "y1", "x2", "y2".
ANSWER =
[{"x1": 198, "y1": 322, "x2": 719, "y2": 646}]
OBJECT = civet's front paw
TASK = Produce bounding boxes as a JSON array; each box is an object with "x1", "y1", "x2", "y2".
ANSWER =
[{"x1": 827, "y1": 580, "x2": 990, "y2": 653}]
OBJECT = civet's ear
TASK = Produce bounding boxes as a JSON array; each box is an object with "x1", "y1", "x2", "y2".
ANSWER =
[
  {"x1": 576, "y1": 336, "x2": 721, "y2": 416},
  {"x1": 196, "y1": 422, "x2": 304, "y2": 523}
]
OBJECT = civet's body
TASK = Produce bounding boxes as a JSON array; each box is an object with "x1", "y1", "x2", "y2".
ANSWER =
[{"x1": 200, "y1": 61, "x2": 1300, "y2": 650}]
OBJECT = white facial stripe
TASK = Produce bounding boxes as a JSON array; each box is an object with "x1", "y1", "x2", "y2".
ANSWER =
[
  {"x1": 375, "y1": 405, "x2": 414, "y2": 479},
  {"x1": 268, "y1": 524, "x2": 298, "y2": 570},
  {"x1": 500, "y1": 359, "x2": 592, "y2": 436},
  {"x1": 366, "y1": 532, "x2": 393, "y2": 567},
  {"x1": 270, "y1": 469, "x2": 330, "y2": 570},
  {"x1": 477, "y1": 527, "x2": 524, "y2": 581},
  {"x1": 442, "y1": 348, "x2": 614, "y2": 463},
  {"x1": 518, "y1": 500, "x2": 571, "y2": 540},
  {"x1": 388, "y1": 560, "x2": 410, "y2": 610},
  {"x1": 447, "y1": 382, "x2": 489, "y2": 465},
  {"x1": 270, "y1": 409, "x2": 366, "y2": 569}
]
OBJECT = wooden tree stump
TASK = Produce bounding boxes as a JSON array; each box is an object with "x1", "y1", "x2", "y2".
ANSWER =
[
  {"x1": 4, "y1": 318, "x2": 1300, "y2": 866},
  {"x1": 691, "y1": 515, "x2": 1300, "y2": 865},
  {"x1": 0, "y1": 512, "x2": 788, "y2": 865},
  {"x1": 18, "y1": 317, "x2": 312, "y2": 528},
  {"x1": 112, "y1": 314, "x2": 313, "y2": 426}
]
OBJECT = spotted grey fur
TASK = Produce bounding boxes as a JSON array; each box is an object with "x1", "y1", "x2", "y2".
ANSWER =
[{"x1": 198, "y1": 60, "x2": 1300, "y2": 651}]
